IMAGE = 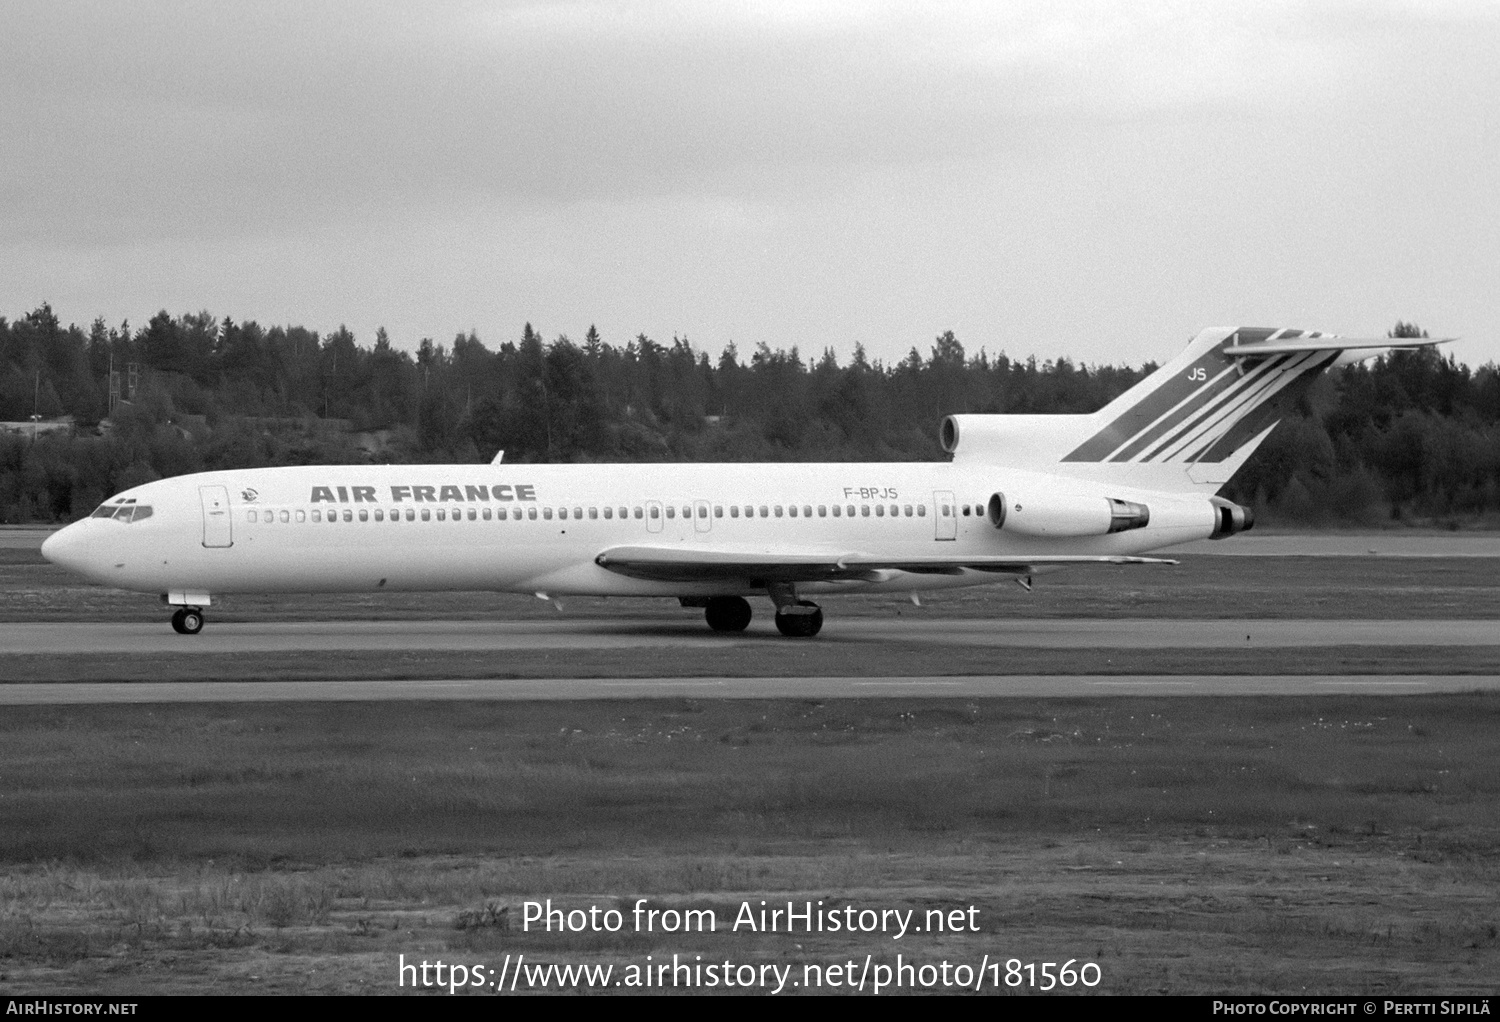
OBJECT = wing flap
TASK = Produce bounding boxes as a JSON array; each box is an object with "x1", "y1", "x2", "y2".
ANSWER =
[{"x1": 594, "y1": 545, "x2": 1175, "y2": 585}]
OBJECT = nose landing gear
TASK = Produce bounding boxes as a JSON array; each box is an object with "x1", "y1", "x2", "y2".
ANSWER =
[{"x1": 170, "y1": 607, "x2": 204, "y2": 635}]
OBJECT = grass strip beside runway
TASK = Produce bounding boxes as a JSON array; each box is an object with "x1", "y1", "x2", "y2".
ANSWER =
[{"x1": 1, "y1": 696, "x2": 1497, "y2": 994}]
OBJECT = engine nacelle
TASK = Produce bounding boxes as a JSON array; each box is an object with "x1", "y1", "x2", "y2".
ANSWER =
[
  {"x1": 986, "y1": 491, "x2": 1151, "y2": 538},
  {"x1": 1209, "y1": 496, "x2": 1255, "y2": 539}
]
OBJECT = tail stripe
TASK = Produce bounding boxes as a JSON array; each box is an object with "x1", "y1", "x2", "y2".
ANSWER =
[
  {"x1": 1105, "y1": 363, "x2": 1243, "y2": 462},
  {"x1": 1192, "y1": 350, "x2": 1340, "y2": 462},
  {"x1": 1130, "y1": 354, "x2": 1292, "y2": 462},
  {"x1": 1061, "y1": 347, "x2": 1234, "y2": 462},
  {"x1": 1147, "y1": 352, "x2": 1314, "y2": 462}
]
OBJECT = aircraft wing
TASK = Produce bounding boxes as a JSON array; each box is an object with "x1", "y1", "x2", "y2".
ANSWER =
[{"x1": 594, "y1": 545, "x2": 1175, "y2": 584}]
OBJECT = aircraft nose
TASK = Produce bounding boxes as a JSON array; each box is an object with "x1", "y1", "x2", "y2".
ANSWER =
[{"x1": 41, "y1": 521, "x2": 92, "y2": 573}]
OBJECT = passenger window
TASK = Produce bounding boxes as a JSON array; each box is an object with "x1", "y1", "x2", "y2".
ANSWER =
[
  {"x1": 831, "y1": 505, "x2": 840, "y2": 517},
  {"x1": 788, "y1": 506, "x2": 797, "y2": 517},
  {"x1": 373, "y1": 509, "x2": 383, "y2": 522},
  {"x1": 357, "y1": 509, "x2": 367, "y2": 522},
  {"x1": 904, "y1": 505, "x2": 912, "y2": 517},
  {"x1": 468, "y1": 508, "x2": 476, "y2": 521},
  {"x1": 327, "y1": 513, "x2": 337, "y2": 525},
  {"x1": 875, "y1": 505, "x2": 884, "y2": 517},
  {"x1": 861, "y1": 505, "x2": 870, "y2": 517},
  {"x1": 634, "y1": 507, "x2": 643, "y2": 519},
  {"x1": 846, "y1": 505, "x2": 855, "y2": 517},
  {"x1": 665, "y1": 507, "x2": 675, "y2": 519},
  {"x1": 618, "y1": 507, "x2": 628, "y2": 519},
  {"x1": 818, "y1": 505, "x2": 827, "y2": 517},
  {"x1": 558, "y1": 508, "x2": 568, "y2": 520},
  {"x1": 312, "y1": 510, "x2": 321, "y2": 522},
  {"x1": 759, "y1": 506, "x2": 768, "y2": 517},
  {"x1": 437, "y1": 509, "x2": 446, "y2": 521},
  {"x1": 342, "y1": 510, "x2": 353, "y2": 522},
  {"x1": 276, "y1": 510, "x2": 287, "y2": 523},
  {"x1": 603, "y1": 507, "x2": 613, "y2": 519},
  {"x1": 650, "y1": 507, "x2": 660, "y2": 519},
  {"x1": 714, "y1": 506, "x2": 722, "y2": 518},
  {"x1": 421, "y1": 509, "x2": 431, "y2": 521},
  {"x1": 589, "y1": 508, "x2": 598, "y2": 520},
  {"x1": 744, "y1": 505, "x2": 754, "y2": 517},
  {"x1": 407, "y1": 509, "x2": 417, "y2": 521},
  {"x1": 296, "y1": 510, "x2": 306, "y2": 523},
  {"x1": 802, "y1": 505, "x2": 812, "y2": 517},
  {"x1": 730, "y1": 506, "x2": 739, "y2": 518},
  {"x1": 528, "y1": 508, "x2": 538, "y2": 520},
  {"x1": 774, "y1": 506, "x2": 783, "y2": 518},
  {"x1": 248, "y1": 510, "x2": 258, "y2": 523},
  {"x1": 890, "y1": 504, "x2": 899, "y2": 517},
  {"x1": 941, "y1": 504, "x2": 951, "y2": 516},
  {"x1": 482, "y1": 508, "x2": 492, "y2": 521},
  {"x1": 917, "y1": 505, "x2": 927, "y2": 517},
  {"x1": 682, "y1": 505, "x2": 691, "y2": 518},
  {"x1": 962, "y1": 505, "x2": 971, "y2": 516}
]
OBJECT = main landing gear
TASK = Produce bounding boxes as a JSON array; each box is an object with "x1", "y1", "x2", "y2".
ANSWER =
[
  {"x1": 696, "y1": 588, "x2": 824, "y2": 637},
  {"x1": 704, "y1": 595, "x2": 753, "y2": 633},
  {"x1": 767, "y1": 582, "x2": 822, "y2": 638},
  {"x1": 774, "y1": 601, "x2": 823, "y2": 638},
  {"x1": 170, "y1": 607, "x2": 205, "y2": 635}
]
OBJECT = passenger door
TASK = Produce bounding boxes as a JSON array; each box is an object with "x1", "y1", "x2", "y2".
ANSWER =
[
  {"x1": 693, "y1": 499, "x2": 712, "y2": 534},
  {"x1": 933, "y1": 491, "x2": 956, "y2": 541},
  {"x1": 200, "y1": 485, "x2": 233, "y2": 548}
]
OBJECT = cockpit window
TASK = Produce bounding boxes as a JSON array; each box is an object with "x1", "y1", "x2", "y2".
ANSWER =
[{"x1": 90, "y1": 503, "x2": 152, "y2": 522}]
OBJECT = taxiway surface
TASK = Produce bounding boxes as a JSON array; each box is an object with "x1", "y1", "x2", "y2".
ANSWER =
[
  {"x1": 3, "y1": 674, "x2": 1498, "y2": 703},
  {"x1": 2, "y1": 617, "x2": 1495, "y2": 654}
]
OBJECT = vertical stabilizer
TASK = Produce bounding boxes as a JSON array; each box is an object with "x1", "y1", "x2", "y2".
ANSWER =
[{"x1": 945, "y1": 327, "x2": 1450, "y2": 494}]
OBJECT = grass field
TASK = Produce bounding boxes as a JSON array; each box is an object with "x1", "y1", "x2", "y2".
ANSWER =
[
  {"x1": 2, "y1": 697, "x2": 1498, "y2": 994},
  {"x1": 1, "y1": 549, "x2": 1497, "y2": 994}
]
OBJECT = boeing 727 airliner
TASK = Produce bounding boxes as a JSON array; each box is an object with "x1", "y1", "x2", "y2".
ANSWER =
[{"x1": 41, "y1": 327, "x2": 1446, "y2": 637}]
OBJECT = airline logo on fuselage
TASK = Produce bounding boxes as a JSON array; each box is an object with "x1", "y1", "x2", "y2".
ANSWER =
[{"x1": 310, "y1": 484, "x2": 537, "y2": 503}]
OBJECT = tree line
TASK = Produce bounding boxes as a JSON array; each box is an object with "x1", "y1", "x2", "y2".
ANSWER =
[{"x1": 1, "y1": 307, "x2": 1496, "y2": 526}]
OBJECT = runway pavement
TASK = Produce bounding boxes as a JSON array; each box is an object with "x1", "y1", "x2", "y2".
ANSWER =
[
  {"x1": 3, "y1": 674, "x2": 1498, "y2": 703},
  {"x1": 2, "y1": 617, "x2": 1496, "y2": 654}
]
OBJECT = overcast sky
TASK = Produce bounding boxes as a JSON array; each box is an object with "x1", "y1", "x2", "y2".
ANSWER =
[{"x1": 3, "y1": 0, "x2": 1496, "y2": 369}]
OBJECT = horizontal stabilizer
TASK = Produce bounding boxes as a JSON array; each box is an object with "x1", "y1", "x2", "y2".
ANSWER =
[{"x1": 1225, "y1": 334, "x2": 1454, "y2": 358}]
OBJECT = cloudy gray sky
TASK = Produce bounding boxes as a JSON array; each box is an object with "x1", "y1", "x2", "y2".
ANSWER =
[{"x1": 3, "y1": 0, "x2": 1496, "y2": 368}]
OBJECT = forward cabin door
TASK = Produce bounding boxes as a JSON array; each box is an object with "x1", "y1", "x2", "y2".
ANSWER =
[
  {"x1": 933, "y1": 490, "x2": 957, "y2": 541},
  {"x1": 199, "y1": 485, "x2": 233, "y2": 548},
  {"x1": 693, "y1": 499, "x2": 712, "y2": 534}
]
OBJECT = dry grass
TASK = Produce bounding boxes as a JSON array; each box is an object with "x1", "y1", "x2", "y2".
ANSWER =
[{"x1": 1, "y1": 697, "x2": 1498, "y2": 993}]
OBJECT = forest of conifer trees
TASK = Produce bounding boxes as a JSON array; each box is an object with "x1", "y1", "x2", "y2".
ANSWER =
[{"x1": 2, "y1": 305, "x2": 1496, "y2": 527}]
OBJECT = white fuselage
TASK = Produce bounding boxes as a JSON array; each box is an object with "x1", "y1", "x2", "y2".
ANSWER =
[{"x1": 42, "y1": 461, "x2": 1218, "y2": 602}]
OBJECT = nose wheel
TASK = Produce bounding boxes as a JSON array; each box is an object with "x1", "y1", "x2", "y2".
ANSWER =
[{"x1": 170, "y1": 608, "x2": 204, "y2": 635}]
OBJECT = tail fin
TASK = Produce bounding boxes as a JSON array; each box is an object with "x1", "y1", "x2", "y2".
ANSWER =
[{"x1": 944, "y1": 327, "x2": 1451, "y2": 494}]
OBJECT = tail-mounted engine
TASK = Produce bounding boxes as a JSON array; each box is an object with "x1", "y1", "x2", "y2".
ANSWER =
[
  {"x1": 1209, "y1": 496, "x2": 1255, "y2": 539},
  {"x1": 986, "y1": 492, "x2": 1151, "y2": 538}
]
